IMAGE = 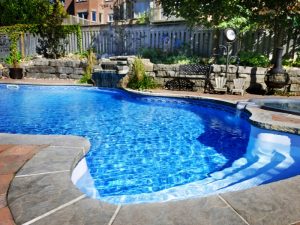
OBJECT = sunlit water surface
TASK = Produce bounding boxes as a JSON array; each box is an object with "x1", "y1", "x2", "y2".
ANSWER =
[{"x1": 1, "y1": 85, "x2": 300, "y2": 204}]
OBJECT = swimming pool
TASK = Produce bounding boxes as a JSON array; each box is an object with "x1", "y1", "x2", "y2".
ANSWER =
[
  {"x1": 250, "y1": 98, "x2": 300, "y2": 116},
  {"x1": 1, "y1": 85, "x2": 300, "y2": 204}
]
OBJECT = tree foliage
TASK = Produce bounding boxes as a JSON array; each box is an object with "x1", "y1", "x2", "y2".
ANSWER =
[
  {"x1": 157, "y1": 0, "x2": 300, "y2": 50},
  {"x1": 0, "y1": 0, "x2": 82, "y2": 59},
  {"x1": 0, "y1": 0, "x2": 51, "y2": 26},
  {"x1": 36, "y1": 0, "x2": 69, "y2": 58}
]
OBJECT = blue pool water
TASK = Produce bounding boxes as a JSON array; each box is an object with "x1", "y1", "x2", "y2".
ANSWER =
[{"x1": 1, "y1": 85, "x2": 300, "y2": 204}]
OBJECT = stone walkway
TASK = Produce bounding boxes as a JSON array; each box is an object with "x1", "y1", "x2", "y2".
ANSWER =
[
  {"x1": 0, "y1": 144, "x2": 45, "y2": 225},
  {"x1": 0, "y1": 134, "x2": 300, "y2": 225},
  {"x1": 0, "y1": 78, "x2": 80, "y2": 86}
]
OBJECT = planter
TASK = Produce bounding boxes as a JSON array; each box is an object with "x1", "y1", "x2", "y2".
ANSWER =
[{"x1": 9, "y1": 68, "x2": 23, "y2": 79}]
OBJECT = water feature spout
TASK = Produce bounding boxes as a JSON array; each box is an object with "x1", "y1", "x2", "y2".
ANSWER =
[{"x1": 92, "y1": 59, "x2": 129, "y2": 88}]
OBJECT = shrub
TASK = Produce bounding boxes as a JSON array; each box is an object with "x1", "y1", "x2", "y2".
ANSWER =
[
  {"x1": 5, "y1": 51, "x2": 21, "y2": 67},
  {"x1": 79, "y1": 48, "x2": 97, "y2": 84},
  {"x1": 283, "y1": 52, "x2": 300, "y2": 67},
  {"x1": 139, "y1": 48, "x2": 164, "y2": 64},
  {"x1": 36, "y1": 1, "x2": 68, "y2": 59},
  {"x1": 127, "y1": 58, "x2": 157, "y2": 90},
  {"x1": 238, "y1": 51, "x2": 270, "y2": 67},
  {"x1": 139, "y1": 48, "x2": 202, "y2": 65}
]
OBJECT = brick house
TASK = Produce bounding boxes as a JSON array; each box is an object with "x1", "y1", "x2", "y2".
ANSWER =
[{"x1": 63, "y1": 0, "x2": 153, "y2": 24}]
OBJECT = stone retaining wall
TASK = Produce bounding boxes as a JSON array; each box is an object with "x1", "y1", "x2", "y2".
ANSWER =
[
  {"x1": 139, "y1": 59, "x2": 300, "y2": 94},
  {"x1": 10, "y1": 58, "x2": 87, "y2": 80}
]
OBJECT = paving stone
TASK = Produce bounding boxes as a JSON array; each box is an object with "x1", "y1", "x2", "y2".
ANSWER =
[
  {"x1": 32, "y1": 197, "x2": 117, "y2": 225},
  {"x1": 8, "y1": 173, "x2": 84, "y2": 224},
  {"x1": 113, "y1": 196, "x2": 247, "y2": 225},
  {"x1": 221, "y1": 176, "x2": 300, "y2": 225},
  {"x1": 0, "y1": 174, "x2": 14, "y2": 195},
  {"x1": 272, "y1": 115, "x2": 300, "y2": 124},
  {"x1": 291, "y1": 222, "x2": 300, "y2": 225},
  {"x1": 0, "y1": 134, "x2": 90, "y2": 151},
  {"x1": 0, "y1": 146, "x2": 39, "y2": 175},
  {"x1": 0, "y1": 193, "x2": 6, "y2": 208},
  {"x1": 17, "y1": 146, "x2": 83, "y2": 175},
  {"x1": 0, "y1": 207, "x2": 15, "y2": 225},
  {"x1": 0, "y1": 145, "x2": 13, "y2": 153},
  {"x1": 0, "y1": 145, "x2": 39, "y2": 157}
]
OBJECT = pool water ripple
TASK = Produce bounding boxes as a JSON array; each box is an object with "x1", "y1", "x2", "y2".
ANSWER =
[{"x1": 1, "y1": 85, "x2": 300, "y2": 204}]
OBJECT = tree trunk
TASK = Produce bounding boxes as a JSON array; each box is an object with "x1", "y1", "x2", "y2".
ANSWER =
[{"x1": 272, "y1": 18, "x2": 285, "y2": 63}]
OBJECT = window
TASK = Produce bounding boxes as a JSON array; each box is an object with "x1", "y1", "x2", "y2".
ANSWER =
[
  {"x1": 108, "y1": 13, "x2": 114, "y2": 22},
  {"x1": 92, "y1": 11, "x2": 97, "y2": 22},
  {"x1": 78, "y1": 12, "x2": 88, "y2": 19},
  {"x1": 99, "y1": 13, "x2": 102, "y2": 23}
]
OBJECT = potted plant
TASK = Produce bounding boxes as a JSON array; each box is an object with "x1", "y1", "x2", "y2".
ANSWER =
[{"x1": 5, "y1": 37, "x2": 23, "y2": 79}]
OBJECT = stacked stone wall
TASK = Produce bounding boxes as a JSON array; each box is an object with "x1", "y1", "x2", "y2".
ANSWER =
[
  {"x1": 137, "y1": 59, "x2": 300, "y2": 94},
  {"x1": 23, "y1": 59, "x2": 87, "y2": 79}
]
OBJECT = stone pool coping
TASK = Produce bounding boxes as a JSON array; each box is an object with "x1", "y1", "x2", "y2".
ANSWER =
[
  {"x1": 2, "y1": 133, "x2": 300, "y2": 225},
  {"x1": 127, "y1": 88, "x2": 300, "y2": 134},
  {"x1": 1, "y1": 86, "x2": 300, "y2": 224}
]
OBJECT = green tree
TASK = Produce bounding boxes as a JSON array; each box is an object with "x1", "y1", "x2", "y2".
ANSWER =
[
  {"x1": 157, "y1": 0, "x2": 300, "y2": 58},
  {"x1": 36, "y1": 0, "x2": 69, "y2": 58},
  {"x1": 242, "y1": 0, "x2": 300, "y2": 59},
  {"x1": 0, "y1": 0, "x2": 51, "y2": 26}
]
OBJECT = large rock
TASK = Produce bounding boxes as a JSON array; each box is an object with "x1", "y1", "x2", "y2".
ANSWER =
[
  {"x1": 153, "y1": 64, "x2": 180, "y2": 71},
  {"x1": 65, "y1": 60, "x2": 81, "y2": 67},
  {"x1": 33, "y1": 59, "x2": 49, "y2": 66},
  {"x1": 26, "y1": 66, "x2": 56, "y2": 74},
  {"x1": 166, "y1": 70, "x2": 177, "y2": 77},
  {"x1": 156, "y1": 70, "x2": 167, "y2": 77},
  {"x1": 49, "y1": 60, "x2": 67, "y2": 67},
  {"x1": 153, "y1": 77, "x2": 165, "y2": 86},
  {"x1": 239, "y1": 73, "x2": 250, "y2": 79},
  {"x1": 289, "y1": 77, "x2": 300, "y2": 84},
  {"x1": 212, "y1": 64, "x2": 221, "y2": 73},
  {"x1": 141, "y1": 59, "x2": 154, "y2": 72},
  {"x1": 212, "y1": 65, "x2": 237, "y2": 73},
  {"x1": 26, "y1": 72, "x2": 57, "y2": 79},
  {"x1": 145, "y1": 72, "x2": 156, "y2": 78},
  {"x1": 227, "y1": 65, "x2": 238, "y2": 73},
  {"x1": 59, "y1": 74, "x2": 68, "y2": 79},
  {"x1": 69, "y1": 74, "x2": 82, "y2": 79},
  {"x1": 238, "y1": 66, "x2": 252, "y2": 74},
  {"x1": 25, "y1": 72, "x2": 43, "y2": 78},
  {"x1": 254, "y1": 67, "x2": 268, "y2": 75},
  {"x1": 290, "y1": 84, "x2": 300, "y2": 92},
  {"x1": 287, "y1": 68, "x2": 300, "y2": 76},
  {"x1": 74, "y1": 68, "x2": 85, "y2": 75},
  {"x1": 56, "y1": 67, "x2": 74, "y2": 74}
]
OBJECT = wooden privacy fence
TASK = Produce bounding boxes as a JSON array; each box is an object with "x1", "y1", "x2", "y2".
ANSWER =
[
  {"x1": 19, "y1": 24, "x2": 214, "y2": 57},
  {"x1": 0, "y1": 23, "x2": 299, "y2": 59}
]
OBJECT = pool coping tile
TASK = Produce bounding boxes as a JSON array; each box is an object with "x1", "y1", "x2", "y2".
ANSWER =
[{"x1": 1, "y1": 132, "x2": 299, "y2": 225}]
